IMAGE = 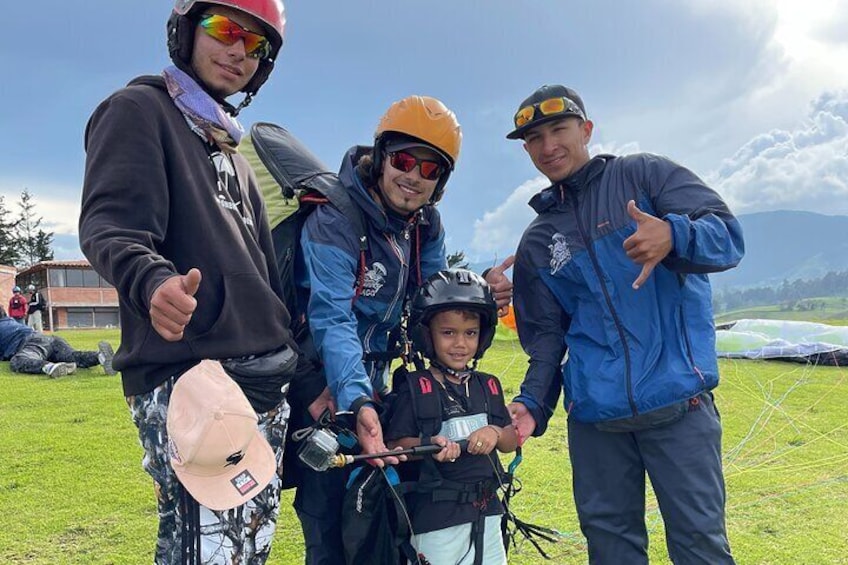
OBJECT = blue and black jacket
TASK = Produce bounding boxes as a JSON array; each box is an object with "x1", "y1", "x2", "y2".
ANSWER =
[
  {"x1": 513, "y1": 153, "x2": 744, "y2": 431},
  {"x1": 296, "y1": 146, "x2": 446, "y2": 411}
]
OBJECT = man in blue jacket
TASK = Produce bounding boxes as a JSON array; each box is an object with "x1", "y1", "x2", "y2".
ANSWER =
[
  {"x1": 506, "y1": 85, "x2": 742, "y2": 564},
  {"x1": 286, "y1": 95, "x2": 513, "y2": 565}
]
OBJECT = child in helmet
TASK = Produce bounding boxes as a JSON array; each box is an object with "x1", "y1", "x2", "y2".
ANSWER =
[{"x1": 386, "y1": 269, "x2": 519, "y2": 565}]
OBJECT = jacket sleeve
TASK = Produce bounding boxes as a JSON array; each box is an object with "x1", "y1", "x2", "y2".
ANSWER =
[
  {"x1": 79, "y1": 89, "x2": 178, "y2": 315},
  {"x1": 637, "y1": 155, "x2": 745, "y2": 274},
  {"x1": 300, "y1": 206, "x2": 373, "y2": 411},
  {"x1": 512, "y1": 242, "x2": 566, "y2": 436}
]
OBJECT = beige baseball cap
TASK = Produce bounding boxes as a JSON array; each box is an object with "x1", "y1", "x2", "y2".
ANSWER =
[{"x1": 166, "y1": 360, "x2": 276, "y2": 511}]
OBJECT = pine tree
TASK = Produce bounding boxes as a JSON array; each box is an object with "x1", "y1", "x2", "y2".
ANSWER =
[
  {"x1": 33, "y1": 230, "x2": 54, "y2": 263},
  {"x1": 0, "y1": 195, "x2": 21, "y2": 266},
  {"x1": 16, "y1": 189, "x2": 54, "y2": 268}
]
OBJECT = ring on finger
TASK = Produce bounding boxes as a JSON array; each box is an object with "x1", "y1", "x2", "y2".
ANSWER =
[{"x1": 476, "y1": 441, "x2": 483, "y2": 447}]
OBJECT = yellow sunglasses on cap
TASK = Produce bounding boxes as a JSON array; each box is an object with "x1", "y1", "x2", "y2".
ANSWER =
[{"x1": 513, "y1": 96, "x2": 586, "y2": 129}]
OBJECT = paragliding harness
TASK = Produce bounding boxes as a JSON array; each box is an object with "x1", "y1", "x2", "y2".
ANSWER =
[
  {"x1": 399, "y1": 366, "x2": 563, "y2": 561},
  {"x1": 395, "y1": 367, "x2": 506, "y2": 565}
]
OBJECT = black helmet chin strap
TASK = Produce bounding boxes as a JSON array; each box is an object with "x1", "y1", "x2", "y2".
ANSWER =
[
  {"x1": 430, "y1": 358, "x2": 475, "y2": 379},
  {"x1": 231, "y1": 92, "x2": 254, "y2": 117}
]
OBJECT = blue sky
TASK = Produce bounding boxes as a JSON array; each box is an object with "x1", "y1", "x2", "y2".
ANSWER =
[{"x1": 2, "y1": 0, "x2": 847, "y2": 263}]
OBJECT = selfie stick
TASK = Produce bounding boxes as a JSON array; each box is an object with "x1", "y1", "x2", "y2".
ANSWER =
[{"x1": 329, "y1": 440, "x2": 469, "y2": 468}]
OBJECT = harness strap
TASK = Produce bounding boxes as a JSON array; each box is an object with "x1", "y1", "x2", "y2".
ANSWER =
[
  {"x1": 470, "y1": 512, "x2": 486, "y2": 565},
  {"x1": 363, "y1": 349, "x2": 400, "y2": 363}
]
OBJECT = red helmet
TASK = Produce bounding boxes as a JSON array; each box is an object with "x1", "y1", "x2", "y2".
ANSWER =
[{"x1": 167, "y1": 0, "x2": 285, "y2": 97}]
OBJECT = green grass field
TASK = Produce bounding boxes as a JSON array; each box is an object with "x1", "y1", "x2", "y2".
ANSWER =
[{"x1": 1, "y1": 329, "x2": 847, "y2": 564}]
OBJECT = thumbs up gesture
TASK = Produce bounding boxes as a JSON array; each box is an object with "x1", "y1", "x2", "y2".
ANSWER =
[
  {"x1": 149, "y1": 268, "x2": 202, "y2": 341},
  {"x1": 622, "y1": 201, "x2": 672, "y2": 290}
]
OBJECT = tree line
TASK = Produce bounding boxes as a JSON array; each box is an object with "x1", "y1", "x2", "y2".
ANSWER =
[
  {"x1": 0, "y1": 188, "x2": 54, "y2": 268},
  {"x1": 713, "y1": 270, "x2": 848, "y2": 313}
]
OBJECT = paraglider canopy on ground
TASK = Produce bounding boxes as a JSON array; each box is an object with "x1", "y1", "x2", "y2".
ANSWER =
[{"x1": 715, "y1": 319, "x2": 848, "y2": 366}]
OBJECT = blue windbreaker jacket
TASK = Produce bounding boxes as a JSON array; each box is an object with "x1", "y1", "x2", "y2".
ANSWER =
[
  {"x1": 513, "y1": 153, "x2": 744, "y2": 431},
  {"x1": 297, "y1": 146, "x2": 446, "y2": 411}
]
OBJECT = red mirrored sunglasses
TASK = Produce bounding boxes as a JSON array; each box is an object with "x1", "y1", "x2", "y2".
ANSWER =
[
  {"x1": 387, "y1": 151, "x2": 446, "y2": 181},
  {"x1": 199, "y1": 14, "x2": 271, "y2": 60}
]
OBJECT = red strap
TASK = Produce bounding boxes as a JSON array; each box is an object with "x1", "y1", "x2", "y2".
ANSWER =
[
  {"x1": 487, "y1": 377, "x2": 499, "y2": 396},
  {"x1": 299, "y1": 194, "x2": 329, "y2": 205},
  {"x1": 419, "y1": 376, "x2": 433, "y2": 394}
]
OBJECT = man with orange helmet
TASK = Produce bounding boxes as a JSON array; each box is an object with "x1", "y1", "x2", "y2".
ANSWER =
[
  {"x1": 284, "y1": 96, "x2": 513, "y2": 564},
  {"x1": 79, "y1": 1, "x2": 296, "y2": 562}
]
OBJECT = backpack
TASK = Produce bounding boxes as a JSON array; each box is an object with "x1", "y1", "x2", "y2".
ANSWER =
[
  {"x1": 250, "y1": 122, "x2": 369, "y2": 340},
  {"x1": 341, "y1": 465, "x2": 427, "y2": 565}
]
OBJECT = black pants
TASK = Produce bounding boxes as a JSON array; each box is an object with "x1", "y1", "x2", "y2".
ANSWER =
[{"x1": 10, "y1": 334, "x2": 99, "y2": 374}]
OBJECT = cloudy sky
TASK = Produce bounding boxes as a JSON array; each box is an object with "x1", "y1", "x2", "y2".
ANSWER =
[{"x1": 2, "y1": 0, "x2": 847, "y2": 263}]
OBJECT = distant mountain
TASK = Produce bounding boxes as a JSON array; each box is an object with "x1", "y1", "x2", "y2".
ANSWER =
[{"x1": 710, "y1": 210, "x2": 848, "y2": 290}]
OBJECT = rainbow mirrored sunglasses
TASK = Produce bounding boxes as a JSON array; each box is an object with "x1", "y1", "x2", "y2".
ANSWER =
[
  {"x1": 513, "y1": 96, "x2": 586, "y2": 129},
  {"x1": 199, "y1": 14, "x2": 271, "y2": 60},
  {"x1": 388, "y1": 151, "x2": 446, "y2": 181}
]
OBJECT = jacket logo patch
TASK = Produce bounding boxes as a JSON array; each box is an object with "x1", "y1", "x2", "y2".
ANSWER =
[
  {"x1": 361, "y1": 262, "x2": 387, "y2": 297},
  {"x1": 548, "y1": 233, "x2": 572, "y2": 274}
]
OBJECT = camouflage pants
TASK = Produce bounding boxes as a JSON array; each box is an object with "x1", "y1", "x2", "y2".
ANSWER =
[{"x1": 128, "y1": 378, "x2": 290, "y2": 564}]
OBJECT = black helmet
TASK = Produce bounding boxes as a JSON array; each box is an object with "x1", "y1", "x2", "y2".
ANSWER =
[{"x1": 409, "y1": 269, "x2": 498, "y2": 361}]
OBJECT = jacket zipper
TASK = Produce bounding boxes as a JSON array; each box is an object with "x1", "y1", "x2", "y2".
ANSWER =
[
  {"x1": 568, "y1": 189, "x2": 638, "y2": 417},
  {"x1": 363, "y1": 231, "x2": 409, "y2": 358},
  {"x1": 678, "y1": 307, "x2": 705, "y2": 385}
]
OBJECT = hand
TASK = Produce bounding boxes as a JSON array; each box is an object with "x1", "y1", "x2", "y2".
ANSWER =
[
  {"x1": 507, "y1": 402, "x2": 536, "y2": 445},
  {"x1": 467, "y1": 426, "x2": 499, "y2": 455},
  {"x1": 356, "y1": 406, "x2": 402, "y2": 467},
  {"x1": 307, "y1": 387, "x2": 336, "y2": 421},
  {"x1": 431, "y1": 435, "x2": 461, "y2": 463},
  {"x1": 622, "y1": 200, "x2": 672, "y2": 290},
  {"x1": 485, "y1": 255, "x2": 515, "y2": 316},
  {"x1": 149, "y1": 268, "x2": 202, "y2": 341}
]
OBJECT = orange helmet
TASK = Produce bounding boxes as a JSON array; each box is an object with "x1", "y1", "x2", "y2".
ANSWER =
[
  {"x1": 374, "y1": 96, "x2": 462, "y2": 203},
  {"x1": 167, "y1": 0, "x2": 286, "y2": 98}
]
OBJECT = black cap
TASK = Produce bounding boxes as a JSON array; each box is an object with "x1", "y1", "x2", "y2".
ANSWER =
[{"x1": 506, "y1": 84, "x2": 587, "y2": 140}]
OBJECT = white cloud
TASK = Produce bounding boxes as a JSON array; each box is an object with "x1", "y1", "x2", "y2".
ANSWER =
[
  {"x1": 0, "y1": 180, "x2": 82, "y2": 237},
  {"x1": 469, "y1": 176, "x2": 546, "y2": 258},
  {"x1": 711, "y1": 90, "x2": 848, "y2": 214}
]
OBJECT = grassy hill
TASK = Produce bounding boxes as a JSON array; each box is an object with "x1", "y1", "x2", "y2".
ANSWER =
[
  {"x1": 1, "y1": 330, "x2": 847, "y2": 563},
  {"x1": 716, "y1": 297, "x2": 848, "y2": 326}
]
